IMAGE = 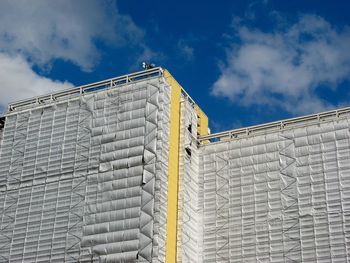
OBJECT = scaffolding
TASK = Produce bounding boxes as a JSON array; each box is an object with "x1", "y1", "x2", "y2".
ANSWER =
[
  {"x1": 1, "y1": 67, "x2": 350, "y2": 262},
  {"x1": 0, "y1": 75, "x2": 172, "y2": 262},
  {"x1": 199, "y1": 111, "x2": 350, "y2": 262}
]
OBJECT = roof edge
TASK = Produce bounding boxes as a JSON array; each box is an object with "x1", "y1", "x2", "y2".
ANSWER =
[
  {"x1": 7, "y1": 67, "x2": 163, "y2": 112},
  {"x1": 199, "y1": 106, "x2": 350, "y2": 144}
]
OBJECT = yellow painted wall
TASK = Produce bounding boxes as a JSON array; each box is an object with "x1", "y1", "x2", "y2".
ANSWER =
[
  {"x1": 164, "y1": 70, "x2": 182, "y2": 263},
  {"x1": 194, "y1": 105, "x2": 209, "y2": 136},
  {"x1": 164, "y1": 70, "x2": 209, "y2": 262}
]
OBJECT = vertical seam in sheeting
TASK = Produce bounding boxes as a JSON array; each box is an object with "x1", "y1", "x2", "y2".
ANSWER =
[
  {"x1": 176, "y1": 101, "x2": 185, "y2": 263},
  {"x1": 164, "y1": 70, "x2": 182, "y2": 263}
]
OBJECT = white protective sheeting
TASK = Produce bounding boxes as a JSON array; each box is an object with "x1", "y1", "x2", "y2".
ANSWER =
[
  {"x1": 177, "y1": 99, "x2": 202, "y2": 263},
  {"x1": 0, "y1": 77, "x2": 171, "y2": 262},
  {"x1": 0, "y1": 122, "x2": 3, "y2": 157},
  {"x1": 199, "y1": 117, "x2": 350, "y2": 262},
  {"x1": 3, "y1": 68, "x2": 350, "y2": 263}
]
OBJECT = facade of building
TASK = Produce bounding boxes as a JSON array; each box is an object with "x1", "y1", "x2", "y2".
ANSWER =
[{"x1": 0, "y1": 67, "x2": 350, "y2": 262}]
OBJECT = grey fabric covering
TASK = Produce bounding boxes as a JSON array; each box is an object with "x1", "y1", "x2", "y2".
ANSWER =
[
  {"x1": 176, "y1": 99, "x2": 202, "y2": 263},
  {"x1": 199, "y1": 118, "x2": 350, "y2": 262},
  {"x1": 1, "y1": 71, "x2": 350, "y2": 263},
  {"x1": 0, "y1": 78, "x2": 170, "y2": 262}
]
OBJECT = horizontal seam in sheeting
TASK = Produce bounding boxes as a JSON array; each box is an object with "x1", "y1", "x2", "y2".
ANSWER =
[
  {"x1": 0, "y1": 176, "x2": 89, "y2": 192},
  {"x1": 83, "y1": 220, "x2": 142, "y2": 235},
  {"x1": 85, "y1": 201, "x2": 144, "y2": 214},
  {"x1": 84, "y1": 211, "x2": 142, "y2": 223}
]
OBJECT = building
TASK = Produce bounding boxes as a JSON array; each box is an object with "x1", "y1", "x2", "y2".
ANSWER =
[{"x1": 0, "y1": 67, "x2": 350, "y2": 262}]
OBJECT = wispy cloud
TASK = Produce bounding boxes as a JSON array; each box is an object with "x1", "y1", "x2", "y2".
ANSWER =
[
  {"x1": 212, "y1": 14, "x2": 350, "y2": 115},
  {"x1": 0, "y1": 0, "x2": 144, "y2": 71},
  {"x1": 177, "y1": 39, "x2": 194, "y2": 61},
  {"x1": 0, "y1": 0, "x2": 149, "y2": 109},
  {"x1": 210, "y1": 119, "x2": 242, "y2": 133},
  {"x1": 0, "y1": 53, "x2": 73, "y2": 110}
]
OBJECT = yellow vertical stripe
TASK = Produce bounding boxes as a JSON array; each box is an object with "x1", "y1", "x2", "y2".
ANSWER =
[
  {"x1": 164, "y1": 70, "x2": 182, "y2": 263},
  {"x1": 163, "y1": 70, "x2": 208, "y2": 262},
  {"x1": 195, "y1": 105, "x2": 209, "y2": 137}
]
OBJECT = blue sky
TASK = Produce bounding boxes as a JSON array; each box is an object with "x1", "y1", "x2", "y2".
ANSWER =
[{"x1": 0, "y1": 0, "x2": 350, "y2": 132}]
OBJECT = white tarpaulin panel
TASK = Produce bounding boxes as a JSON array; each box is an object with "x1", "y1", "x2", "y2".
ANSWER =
[
  {"x1": 177, "y1": 99, "x2": 202, "y2": 263},
  {"x1": 2, "y1": 67, "x2": 350, "y2": 263},
  {"x1": 0, "y1": 120, "x2": 3, "y2": 154},
  {"x1": 199, "y1": 117, "x2": 350, "y2": 262},
  {"x1": 0, "y1": 77, "x2": 171, "y2": 262}
]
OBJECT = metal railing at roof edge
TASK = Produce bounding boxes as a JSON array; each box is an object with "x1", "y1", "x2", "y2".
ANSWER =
[
  {"x1": 198, "y1": 106, "x2": 350, "y2": 144},
  {"x1": 7, "y1": 67, "x2": 164, "y2": 112}
]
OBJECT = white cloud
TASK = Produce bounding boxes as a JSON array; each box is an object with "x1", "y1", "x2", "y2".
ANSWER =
[
  {"x1": 0, "y1": 53, "x2": 73, "y2": 110},
  {"x1": 0, "y1": 0, "x2": 150, "y2": 110},
  {"x1": 0, "y1": 0, "x2": 144, "y2": 71},
  {"x1": 178, "y1": 39, "x2": 194, "y2": 61},
  {"x1": 212, "y1": 14, "x2": 350, "y2": 115},
  {"x1": 135, "y1": 45, "x2": 165, "y2": 67}
]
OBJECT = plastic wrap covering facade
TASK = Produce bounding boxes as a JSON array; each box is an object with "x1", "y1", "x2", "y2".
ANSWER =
[
  {"x1": 199, "y1": 116, "x2": 350, "y2": 262},
  {"x1": 0, "y1": 119, "x2": 4, "y2": 155},
  {"x1": 0, "y1": 77, "x2": 171, "y2": 262},
  {"x1": 176, "y1": 99, "x2": 202, "y2": 263},
  {"x1": 2, "y1": 67, "x2": 350, "y2": 263}
]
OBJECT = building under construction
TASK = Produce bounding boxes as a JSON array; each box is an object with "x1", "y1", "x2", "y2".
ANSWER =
[{"x1": 0, "y1": 67, "x2": 350, "y2": 262}]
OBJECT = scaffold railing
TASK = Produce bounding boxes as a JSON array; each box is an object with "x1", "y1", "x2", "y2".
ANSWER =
[
  {"x1": 7, "y1": 67, "x2": 163, "y2": 112},
  {"x1": 198, "y1": 106, "x2": 350, "y2": 144}
]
